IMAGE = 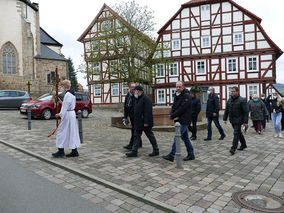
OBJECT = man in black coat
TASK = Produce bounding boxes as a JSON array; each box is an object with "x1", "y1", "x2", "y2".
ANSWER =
[
  {"x1": 123, "y1": 82, "x2": 142, "y2": 150},
  {"x1": 204, "y1": 87, "x2": 226, "y2": 141},
  {"x1": 126, "y1": 85, "x2": 159, "y2": 157},
  {"x1": 223, "y1": 86, "x2": 249, "y2": 155},
  {"x1": 188, "y1": 89, "x2": 201, "y2": 140},
  {"x1": 163, "y1": 81, "x2": 195, "y2": 162}
]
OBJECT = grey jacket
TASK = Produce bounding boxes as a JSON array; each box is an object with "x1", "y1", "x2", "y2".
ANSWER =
[{"x1": 248, "y1": 99, "x2": 268, "y2": 121}]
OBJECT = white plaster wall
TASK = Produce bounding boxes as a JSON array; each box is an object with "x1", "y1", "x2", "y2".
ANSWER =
[
  {"x1": 172, "y1": 20, "x2": 180, "y2": 30},
  {"x1": 181, "y1": 8, "x2": 189, "y2": 18},
  {"x1": 181, "y1": 19, "x2": 189, "y2": 28},
  {"x1": 257, "y1": 41, "x2": 270, "y2": 49},
  {"x1": 0, "y1": 0, "x2": 23, "y2": 75},
  {"x1": 261, "y1": 55, "x2": 272, "y2": 60},
  {"x1": 26, "y1": 5, "x2": 38, "y2": 55}
]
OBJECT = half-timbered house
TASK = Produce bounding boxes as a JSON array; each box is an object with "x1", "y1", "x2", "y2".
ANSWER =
[
  {"x1": 78, "y1": 4, "x2": 155, "y2": 105},
  {"x1": 153, "y1": 0, "x2": 283, "y2": 109}
]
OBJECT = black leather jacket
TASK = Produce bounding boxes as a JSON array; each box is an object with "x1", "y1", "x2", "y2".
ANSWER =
[{"x1": 223, "y1": 95, "x2": 249, "y2": 124}]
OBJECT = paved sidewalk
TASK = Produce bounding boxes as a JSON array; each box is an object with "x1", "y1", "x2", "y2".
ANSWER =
[{"x1": 0, "y1": 109, "x2": 283, "y2": 213}]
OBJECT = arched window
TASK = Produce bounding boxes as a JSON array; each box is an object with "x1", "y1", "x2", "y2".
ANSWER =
[{"x1": 2, "y1": 44, "x2": 17, "y2": 74}]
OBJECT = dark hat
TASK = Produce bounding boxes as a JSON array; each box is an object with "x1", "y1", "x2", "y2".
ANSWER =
[
  {"x1": 190, "y1": 88, "x2": 196, "y2": 94},
  {"x1": 134, "y1": 85, "x2": 143, "y2": 91}
]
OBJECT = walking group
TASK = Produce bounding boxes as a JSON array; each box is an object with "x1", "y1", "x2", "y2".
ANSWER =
[{"x1": 51, "y1": 80, "x2": 284, "y2": 160}]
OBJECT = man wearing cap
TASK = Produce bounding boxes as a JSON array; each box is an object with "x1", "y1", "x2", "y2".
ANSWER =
[
  {"x1": 125, "y1": 85, "x2": 159, "y2": 157},
  {"x1": 163, "y1": 81, "x2": 195, "y2": 162},
  {"x1": 188, "y1": 89, "x2": 201, "y2": 140}
]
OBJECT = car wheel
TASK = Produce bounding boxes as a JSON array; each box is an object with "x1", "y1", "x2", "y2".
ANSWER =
[
  {"x1": 41, "y1": 109, "x2": 52, "y2": 120},
  {"x1": 82, "y1": 108, "x2": 89, "y2": 118}
]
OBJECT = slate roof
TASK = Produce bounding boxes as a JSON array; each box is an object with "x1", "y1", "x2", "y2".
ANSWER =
[
  {"x1": 40, "y1": 28, "x2": 63, "y2": 47},
  {"x1": 19, "y1": 0, "x2": 38, "y2": 11},
  {"x1": 35, "y1": 44, "x2": 67, "y2": 61}
]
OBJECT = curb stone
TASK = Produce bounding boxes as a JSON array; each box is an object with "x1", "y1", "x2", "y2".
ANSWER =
[{"x1": 0, "y1": 139, "x2": 184, "y2": 213}]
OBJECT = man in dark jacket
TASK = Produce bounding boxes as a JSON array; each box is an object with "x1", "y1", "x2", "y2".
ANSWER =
[
  {"x1": 163, "y1": 81, "x2": 195, "y2": 162},
  {"x1": 204, "y1": 87, "x2": 226, "y2": 141},
  {"x1": 126, "y1": 85, "x2": 159, "y2": 157},
  {"x1": 223, "y1": 86, "x2": 249, "y2": 155},
  {"x1": 123, "y1": 82, "x2": 142, "y2": 150},
  {"x1": 188, "y1": 89, "x2": 201, "y2": 140}
]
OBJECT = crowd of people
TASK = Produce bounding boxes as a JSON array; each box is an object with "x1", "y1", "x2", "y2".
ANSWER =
[
  {"x1": 122, "y1": 82, "x2": 284, "y2": 161},
  {"x1": 51, "y1": 80, "x2": 284, "y2": 160}
]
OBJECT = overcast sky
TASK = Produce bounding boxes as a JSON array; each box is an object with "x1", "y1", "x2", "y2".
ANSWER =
[{"x1": 33, "y1": 0, "x2": 284, "y2": 87}]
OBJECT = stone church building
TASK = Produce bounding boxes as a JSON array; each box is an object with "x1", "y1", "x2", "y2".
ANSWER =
[{"x1": 0, "y1": 0, "x2": 68, "y2": 96}]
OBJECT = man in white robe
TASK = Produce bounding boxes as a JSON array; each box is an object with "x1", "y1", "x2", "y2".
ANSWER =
[{"x1": 52, "y1": 80, "x2": 81, "y2": 158}]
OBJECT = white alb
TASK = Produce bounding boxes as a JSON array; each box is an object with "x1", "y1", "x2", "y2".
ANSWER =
[{"x1": 56, "y1": 92, "x2": 81, "y2": 149}]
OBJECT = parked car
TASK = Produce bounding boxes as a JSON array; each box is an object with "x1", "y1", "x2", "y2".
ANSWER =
[
  {"x1": 0, "y1": 90, "x2": 32, "y2": 108},
  {"x1": 20, "y1": 92, "x2": 92, "y2": 119}
]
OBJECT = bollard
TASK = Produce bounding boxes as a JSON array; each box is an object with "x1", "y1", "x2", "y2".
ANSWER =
[
  {"x1": 78, "y1": 110, "x2": 83, "y2": 144},
  {"x1": 174, "y1": 122, "x2": 183, "y2": 169},
  {"x1": 27, "y1": 105, "x2": 31, "y2": 130}
]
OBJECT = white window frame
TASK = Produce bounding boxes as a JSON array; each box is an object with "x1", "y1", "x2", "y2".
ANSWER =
[
  {"x1": 94, "y1": 84, "x2": 101, "y2": 97},
  {"x1": 122, "y1": 84, "x2": 129, "y2": 96},
  {"x1": 92, "y1": 62, "x2": 100, "y2": 74},
  {"x1": 196, "y1": 60, "x2": 206, "y2": 75},
  {"x1": 170, "y1": 88, "x2": 176, "y2": 104},
  {"x1": 156, "y1": 64, "x2": 165, "y2": 77},
  {"x1": 111, "y1": 83, "x2": 119, "y2": 96},
  {"x1": 201, "y1": 4, "x2": 210, "y2": 20},
  {"x1": 169, "y1": 63, "x2": 178, "y2": 76},
  {"x1": 171, "y1": 39, "x2": 181, "y2": 51},
  {"x1": 247, "y1": 56, "x2": 258, "y2": 72},
  {"x1": 233, "y1": 32, "x2": 243, "y2": 45},
  {"x1": 247, "y1": 84, "x2": 259, "y2": 99},
  {"x1": 227, "y1": 58, "x2": 238, "y2": 73},
  {"x1": 227, "y1": 85, "x2": 238, "y2": 100},
  {"x1": 157, "y1": 89, "x2": 166, "y2": 104},
  {"x1": 201, "y1": 36, "x2": 211, "y2": 48}
]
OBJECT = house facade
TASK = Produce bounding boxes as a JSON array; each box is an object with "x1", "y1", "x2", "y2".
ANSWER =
[
  {"x1": 152, "y1": 0, "x2": 283, "y2": 109},
  {"x1": 78, "y1": 4, "x2": 155, "y2": 105},
  {"x1": 0, "y1": 0, "x2": 68, "y2": 96}
]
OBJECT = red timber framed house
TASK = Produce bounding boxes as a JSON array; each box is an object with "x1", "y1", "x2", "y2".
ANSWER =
[
  {"x1": 78, "y1": 4, "x2": 155, "y2": 105},
  {"x1": 152, "y1": 0, "x2": 283, "y2": 110}
]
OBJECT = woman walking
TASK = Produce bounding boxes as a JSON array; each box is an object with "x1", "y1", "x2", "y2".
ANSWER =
[
  {"x1": 271, "y1": 93, "x2": 283, "y2": 138},
  {"x1": 248, "y1": 94, "x2": 267, "y2": 134},
  {"x1": 52, "y1": 80, "x2": 81, "y2": 157}
]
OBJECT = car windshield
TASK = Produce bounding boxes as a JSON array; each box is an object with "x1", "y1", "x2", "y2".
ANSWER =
[{"x1": 37, "y1": 94, "x2": 53, "y2": 101}]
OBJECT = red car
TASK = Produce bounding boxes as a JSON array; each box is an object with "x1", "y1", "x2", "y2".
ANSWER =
[{"x1": 20, "y1": 92, "x2": 92, "y2": 120}]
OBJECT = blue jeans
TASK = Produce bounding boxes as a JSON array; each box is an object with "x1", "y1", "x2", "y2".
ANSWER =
[
  {"x1": 271, "y1": 112, "x2": 282, "y2": 133},
  {"x1": 207, "y1": 117, "x2": 225, "y2": 139},
  {"x1": 170, "y1": 124, "x2": 194, "y2": 157}
]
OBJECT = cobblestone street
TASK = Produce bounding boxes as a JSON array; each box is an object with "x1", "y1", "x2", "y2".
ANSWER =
[{"x1": 0, "y1": 108, "x2": 283, "y2": 213}]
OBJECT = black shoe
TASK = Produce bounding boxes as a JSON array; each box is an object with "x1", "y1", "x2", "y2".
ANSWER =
[
  {"x1": 183, "y1": 155, "x2": 195, "y2": 161},
  {"x1": 66, "y1": 151, "x2": 79, "y2": 157},
  {"x1": 204, "y1": 138, "x2": 211, "y2": 141},
  {"x1": 126, "y1": 151, "x2": 137, "y2": 157},
  {"x1": 219, "y1": 135, "x2": 226, "y2": 140},
  {"x1": 149, "y1": 151, "x2": 159, "y2": 157},
  {"x1": 123, "y1": 145, "x2": 132, "y2": 150},
  {"x1": 162, "y1": 154, "x2": 174, "y2": 162},
  {"x1": 52, "y1": 151, "x2": 65, "y2": 158},
  {"x1": 237, "y1": 146, "x2": 247, "y2": 151},
  {"x1": 229, "y1": 149, "x2": 235, "y2": 155},
  {"x1": 190, "y1": 136, "x2": 197, "y2": 140}
]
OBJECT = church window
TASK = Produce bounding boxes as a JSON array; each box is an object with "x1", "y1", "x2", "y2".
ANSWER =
[
  {"x1": 2, "y1": 44, "x2": 17, "y2": 75},
  {"x1": 47, "y1": 71, "x2": 55, "y2": 84}
]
